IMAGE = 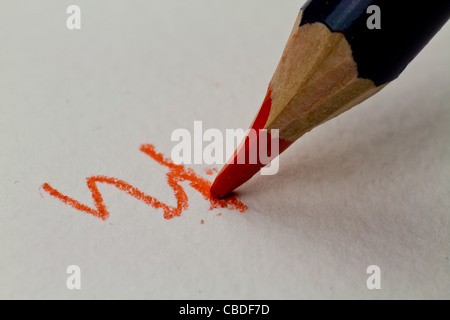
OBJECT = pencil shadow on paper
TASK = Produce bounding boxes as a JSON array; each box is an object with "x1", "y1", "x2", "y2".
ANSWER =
[{"x1": 240, "y1": 96, "x2": 448, "y2": 252}]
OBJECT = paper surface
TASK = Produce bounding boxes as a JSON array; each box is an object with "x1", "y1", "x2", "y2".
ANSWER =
[{"x1": 1, "y1": 0, "x2": 449, "y2": 299}]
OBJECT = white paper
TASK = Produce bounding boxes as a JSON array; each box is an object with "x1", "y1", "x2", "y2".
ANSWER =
[{"x1": 1, "y1": 0, "x2": 449, "y2": 299}]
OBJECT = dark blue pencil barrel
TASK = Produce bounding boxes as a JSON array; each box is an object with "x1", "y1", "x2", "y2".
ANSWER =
[{"x1": 300, "y1": 0, "x2": 450, "y2": 85}]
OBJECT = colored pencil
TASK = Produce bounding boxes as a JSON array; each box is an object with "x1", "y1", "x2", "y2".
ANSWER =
[{"x1": 210, "y1": 0, "x2": 450, "y2": 198}]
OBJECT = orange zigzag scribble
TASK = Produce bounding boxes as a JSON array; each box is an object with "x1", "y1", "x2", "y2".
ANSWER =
[{"x1": 41, "y1": 144, "x2": 247, "y2": 220}]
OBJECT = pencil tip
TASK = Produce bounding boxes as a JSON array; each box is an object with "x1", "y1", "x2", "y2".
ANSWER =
[
  {"x1": 209, "y1": 183, "x2": 222, "y2": 199},
  {"x1": 209, "y1": 167, "x2": 234, "y2": 199}
]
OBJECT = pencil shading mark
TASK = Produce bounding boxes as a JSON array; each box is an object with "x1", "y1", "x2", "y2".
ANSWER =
[{"x1": 41, "y1": 144, "x2": 247, "y2": 221}]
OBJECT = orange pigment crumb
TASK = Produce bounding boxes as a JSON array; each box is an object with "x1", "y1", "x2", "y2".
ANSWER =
[{"x1": 204, "y1": 168, "x2": 218, "y2": 175}]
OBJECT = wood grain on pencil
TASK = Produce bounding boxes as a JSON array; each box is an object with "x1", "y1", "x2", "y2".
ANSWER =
[{"x1": 267, "y1": 11, "x2": 385, "y2": 142}]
